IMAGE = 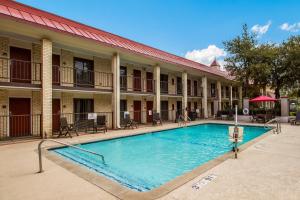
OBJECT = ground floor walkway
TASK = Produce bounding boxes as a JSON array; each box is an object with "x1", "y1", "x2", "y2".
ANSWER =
[{"x1": 0, "y1": 121, "x2": 299, "y2": 200}]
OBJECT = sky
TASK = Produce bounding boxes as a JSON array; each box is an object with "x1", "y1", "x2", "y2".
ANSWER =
[{"x1": 16, "y1": 0, "x2": 300, "y2": 66}]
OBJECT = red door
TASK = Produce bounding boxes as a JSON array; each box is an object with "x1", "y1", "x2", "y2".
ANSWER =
[
  {"x1": 52, "y1": 99, "x2": 61, "y2": 132},
  {"x1": 133, "y1": 70, "x2": 141, "y2": 91},
  {"x1": 9, "y1": 98, "x2": 31, "y2": 137},
  {"x1": 133, "y1": 101, "x2": 141, "y2": 123},
  {"x1": 10, "y1": 47, "x2": 31, "y2": 83},
  {"x1": 146, "y1": 101, "x2": 153, "y2": 123},
  {"x1": 146, "y1": 72, "x2": 153, "y2": 92},
  {"x1": 52, "y1": 54, "x2": 60, "y2": 85}
]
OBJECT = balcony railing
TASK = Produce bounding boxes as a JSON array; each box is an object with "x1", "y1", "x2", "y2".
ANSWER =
[
  {"x1": 120, "y1": 75, "x2": 155, "y2": 93},
  {"x1": 188, "y1": 86, "x2": 203, "y2": 97},
  {"x1": 52, "y1": 65, "x2": 113, "y2": 90},
  {"x1": 0, "y1": 57, "x2": 42, "y2": 84},
  {"x1": 0, "y1": 114, "x2": 42, "y2": 140}
]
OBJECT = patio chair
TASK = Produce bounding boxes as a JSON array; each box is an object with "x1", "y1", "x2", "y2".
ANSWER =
[
  {"x1": 123, "y1": 114, "x2": 138, "y2": 129},
  {"x1": 153, "y1": 112, "x2": 162, "y2": 126},
  {"x1": 96, "y1": 115, "x2": 107, "y2": 133},
  {"x1": 290, "y1": 112, "x2": 300, "y2": 125},
  {"x1": 215, "y1": 111, "x2": 222, "y2": 120},
  {"x1": 58, "y1": 117, "x2": 78, "y2": 138}
]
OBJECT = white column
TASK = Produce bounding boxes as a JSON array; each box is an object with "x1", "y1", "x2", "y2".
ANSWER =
[
  {"x1": 217, "y1": 81, "x2": 222, "y2": 111},
  {"x1": 280, "y1": 97, "x2": 289, "y2": 116},
  {"x1": 238, "y1": 86, "x2": 243, "y2": 109},
  {"x1": 154, "y1": 65, "x2": 160, "y2": 113},
  {"x1": 41, "y1": 39, "x2": 52, "y2": 137},
  {"x1": 202, "y1": 76, "x2": 208, "y2": 118},
  {"x1": 112, "y1": 53, "x2": 120, "y2": 129},
  {"x1": 182, "y1": 71, "x2": 188, "y2": 120},
  {"x1": 229, "y1": 85, "x2": 233, "y2": 108}
]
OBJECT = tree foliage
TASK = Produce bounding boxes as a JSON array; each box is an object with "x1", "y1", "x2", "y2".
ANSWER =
[{"x1": 224, "y1": 24, "x2": 300, "y2": 98}]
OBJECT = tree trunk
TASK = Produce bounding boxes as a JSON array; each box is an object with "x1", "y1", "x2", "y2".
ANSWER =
[{"x1": 275, "y1": 87, "x2": 280, "y2": 99}]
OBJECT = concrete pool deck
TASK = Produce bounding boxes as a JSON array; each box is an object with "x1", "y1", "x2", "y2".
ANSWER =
[{"x1": 0, "y1": 121, "x2": 299, "y2": 200}]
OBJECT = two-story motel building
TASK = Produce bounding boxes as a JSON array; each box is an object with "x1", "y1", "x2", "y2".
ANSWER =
[{"x1": 0, "y1": 0, "x2": 242, "y2": 139}]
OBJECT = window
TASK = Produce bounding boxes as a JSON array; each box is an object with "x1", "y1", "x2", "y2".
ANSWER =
[
  {"x1": 211, "y1": 83, "x2": 216, "y2": 97},
  {"x1": 160, "y1": 74, "x2": 168, "y2": 94},
  {"x1": 120, "y1": 66, "x2": 127, "y2": 90},
  {"x1": 74, "y1": 57, "x2": 94, "y2": 87},
  {"x1": 73, "y1": 99, "x2": 94, "y2": 121}
]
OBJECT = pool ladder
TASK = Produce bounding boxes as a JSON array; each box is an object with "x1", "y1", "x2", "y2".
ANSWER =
[
  {"x1": 264, "y1": 118, "x2": 281, "y2": 134},
  {"x1": 37, "y1": 139, "x2": 105, "y2": 173}
]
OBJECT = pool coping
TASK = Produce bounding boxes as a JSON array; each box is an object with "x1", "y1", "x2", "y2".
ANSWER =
[{"x1": 42, "y1": 122, "x2": 272, "y2": 200}]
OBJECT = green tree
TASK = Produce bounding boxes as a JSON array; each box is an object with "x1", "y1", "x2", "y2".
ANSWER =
[{"x1": 223, "y1": 24, "x2": 258, "y2": 97}]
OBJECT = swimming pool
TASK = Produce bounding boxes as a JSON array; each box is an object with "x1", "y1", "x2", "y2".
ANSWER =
[{"x1": 51, "y1": 123, "x2": 269, "y2": 192}]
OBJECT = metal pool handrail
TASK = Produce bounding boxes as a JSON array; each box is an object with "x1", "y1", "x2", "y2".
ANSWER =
[
  {"x1": 37, "y1": 139, "x2": 105, "y2": 173},
  {"x1": 264, "y1": 118, "x2": 281, "y2": 134}
]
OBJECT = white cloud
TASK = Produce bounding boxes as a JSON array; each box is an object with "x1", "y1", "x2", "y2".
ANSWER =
[
  {"x1": 185, "y1": 45, "x2": 227, "y2": 70},
  {"x1": 251, "y1": 21, "x2": 272, "y2": 37},
  {"x1": 280, "y1": 22, "x2": 300, "y2": 32}
]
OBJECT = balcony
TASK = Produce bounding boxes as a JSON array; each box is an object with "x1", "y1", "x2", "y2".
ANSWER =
[
  {"x1": 0, "y1": 57, "x2": 42, "y2": 87},
  {"x1": 52, "y1": 65, "x2": 113, "y2": 91},
  {"x1": 160, "y1": 80, "x2": 183, "y2": 96},
  {"x1": 120, "y1": 75, "x2": 155, "y2": 93}
]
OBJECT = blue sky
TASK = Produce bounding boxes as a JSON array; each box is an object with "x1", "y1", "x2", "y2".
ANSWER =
[{"x1": 17, "y1": 0, "x2": 300, "y2": 65}]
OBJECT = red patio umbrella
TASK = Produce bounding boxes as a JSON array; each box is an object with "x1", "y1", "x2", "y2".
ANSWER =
[{"x1": 249, "y1": 95, "x2": 277, "y2": 102}]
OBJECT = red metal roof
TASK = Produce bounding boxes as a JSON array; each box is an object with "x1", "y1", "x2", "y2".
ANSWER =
[{"x1": 0, "y1": 0, "x2": 232, "y2": 79}]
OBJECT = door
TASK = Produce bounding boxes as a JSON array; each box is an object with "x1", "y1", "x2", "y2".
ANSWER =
[
  {"x1": 161, "y1": 101, "x2": 169, "y2": 121},
  {"x1": 120, "y1": 100, "x2": 127, "y2": 124},
  {"x1": 133, "y1": 70, "x2": 141, "y2": 91},
  {"x1": 52, "y1": 99, "x2": 61, "y2": 132},
  {"x1": 9, "y1": 98, "x2": 31, "y2": 137},
  {"x1": 133, "y1": 101, "x2": 141, "y2": 123},
  {"x1": 120, "y1": 66, "x2": 127, "y2": 91},
  {"x1": 176, "y1": 77, "x2": 182, "y2": 95},
  {"x1": 10, "y1": 47, "x2": 31, "y2": 83},
  {"x1": 52, "y1": 54, "x2": 60, "y2": 85},
  {"x1": 146, "y1": 72, "x2": 153, "y2": 92},
  {"x1": 74, "y1": 57, "x2": 94, "y2": 87},
  {"x1": 176, "y1": 101, "x2": 182, "y2": 118},
  {"x1": 187, "y1": 79, "x2": 191, "y2": 96},
  {"x1": 194, "y1": 81, "x2": 198, "y2": 96},
  {"x1": 146, "y1": 101, "x2": 153, "y2": 123},
  {"x1": 160, "y1": 74, "x2": 168, "y2": 93},
  {"x1": 73, "y1": 99, "x2": 94, "y2": 121}
]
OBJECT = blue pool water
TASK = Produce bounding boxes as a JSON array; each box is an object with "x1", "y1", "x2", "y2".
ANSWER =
[{"x1": 51, "y1": 123, "x2": 269, "y2": 191}]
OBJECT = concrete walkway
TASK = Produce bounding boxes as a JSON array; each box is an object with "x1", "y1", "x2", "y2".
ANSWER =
[{"x1": 0, "y1": 122, "x2": 299, "y2": 200}]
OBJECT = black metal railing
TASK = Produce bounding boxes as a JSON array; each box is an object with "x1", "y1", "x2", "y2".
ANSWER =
[
  {"x1": 52, "y1": 65, "x2": 113, "y2": 90},
  {"x1": 0, "y1": 114, "x2": 42, "y2": 140},
  {"x1": 0, "y1": 57, "x2": 42, "y2": 84},
  {"x1": 120, "y1": 75, "x2": 155, "y2": 93}
]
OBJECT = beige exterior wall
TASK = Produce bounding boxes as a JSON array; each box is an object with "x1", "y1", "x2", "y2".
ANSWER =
[
  {"x1": 168, "y1": 73, "x2": 176, "y2": 95},
  {"x1": 0, "y1": 37, "x2": 9, "y2": 82},
  {"x1": 94, "y1": 94, "x2": 113, "y2": 128},
  {"x1": 32, "y1": 91, "x2": 42, "y2": 135},
  {"x1": 32, "y1": 43, "x2": 41, "y2": 84},
  {"x1": 0, "y1": 90, "x2": 8, "y2": 136},
  {"x1": 94, "y1": 56, "x2": 112, "y2": 89},
  {"x1": 61, "y1": 49, "x2": 74, "y2": 87}
]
